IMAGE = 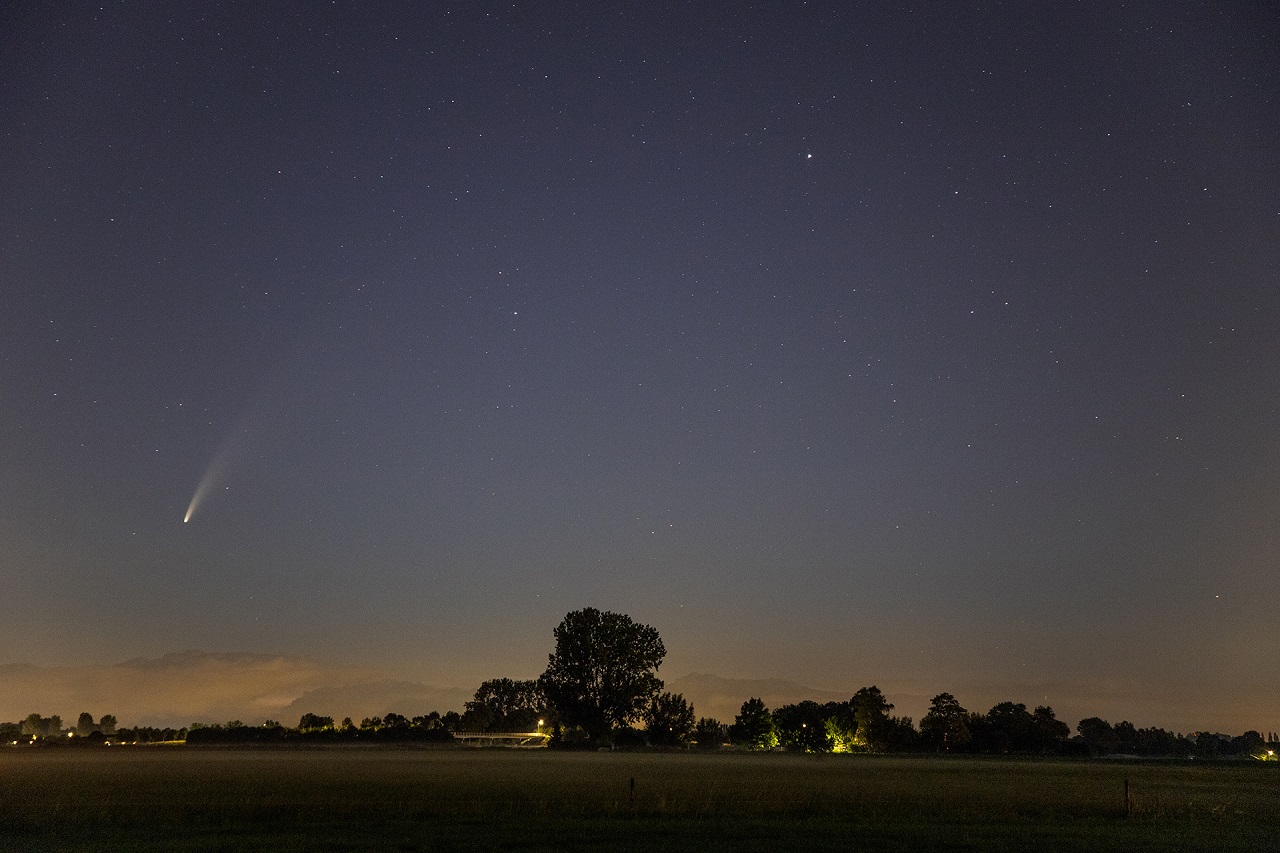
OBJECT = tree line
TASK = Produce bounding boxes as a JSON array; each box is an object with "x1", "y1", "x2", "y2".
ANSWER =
[
  {"x1": 4, "y1": 609, "x2": 1277, "y2": 760},
  {"x1": 453, "y1": 608, "x2": 1277, "y2": 758},
  {"x1": 3, "y1": 712, "x2": 121, "y2": 744}
]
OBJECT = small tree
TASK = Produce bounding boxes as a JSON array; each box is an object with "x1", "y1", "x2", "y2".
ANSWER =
[
  {"x1": 464, "y1": 678, "x2": 545, "y2": 732},
  {"x1": 540, "y1": 608, "x2": 665, "y2": 744},
  {"x1": 644, "y1": 692, "x2": 696, "y2": 746},
  {"x1": 774, "y1": 701, "x2": 833, "y2": 753},
  {"x1": 985, "y1": 701, "x2": 1036, "y2": 753},
  {"x1": 920, "y1": 692, "x2": 971, "y2": 752},
  {"x1": 692, "y1": 717, "x2": 726, "y2": 749},
  {"x1": 298, "y1": 713, "x2": 334, "y2": 732},
  {"x1": 411, "y1": 712, "x2": 441, "y2": 730},
  {"x1": 729, "y1": 698, "x2": 778, "y2": 750},
  {"x1": 1077, "y1": 717, "x2": 1120, "y2": 755},
  {"x1": 850, "y1": 686, "x2": 894, "y2": 751},
  {"x1": 458, "y1": 703, "x2": 496, "y2": 732},
  {"x1": 883, "y1": 715, "x2": 919, "y2": 751},
  {"x1": 1030, "y1": 706, "x2": 1069, "y2": 752},
  {"x1": 1114, "y1": 720, "x2": 1139, "y2": 753},
  {"x1": 21, "y1": 714, "x2": 62, "y2": 739}
]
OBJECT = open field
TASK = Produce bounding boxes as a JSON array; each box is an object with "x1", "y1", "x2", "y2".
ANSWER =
[{"x1": 1, "y1": 748, "x2": 1276, "y2": 851}]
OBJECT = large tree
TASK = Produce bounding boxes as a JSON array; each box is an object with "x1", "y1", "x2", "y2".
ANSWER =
[{"x1": 539, "y1": 608, "x2": 665, "y2": 743}]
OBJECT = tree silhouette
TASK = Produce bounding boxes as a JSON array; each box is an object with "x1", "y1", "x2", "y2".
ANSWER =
[
  {"x1": 850, "y1": 686, "x2": 894, "y2": 751},
  {"x1": 729, "y1": 697, "x2": 779, "y2": 750},
  {"x1": 644, "y1": 692, "x2": 695, "y2": 746},
  {"x1": 921, "y1": 692, "x2": 971, "y2": 752},
  {"x1": 540, "y1": 608, "x2": 665, "y2": 744}
]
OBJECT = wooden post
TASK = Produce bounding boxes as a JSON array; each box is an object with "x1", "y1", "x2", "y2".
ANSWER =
[
  {"x1": 629, "y1": 776, "x2": 635, "y2": 808},
  {"x1": 1124, "y1": 778, "x2": 1132, "y2": 817}
]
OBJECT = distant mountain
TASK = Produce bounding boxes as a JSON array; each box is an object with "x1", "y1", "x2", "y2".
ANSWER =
[
  {"x1": 10, "y1": 654, "x2": 1229, "y2": 735},
  {"x1": 1, "y1": 654, "x2": 894, "y2": 732},
  {"x1": 281, "y1": 680, "x2": 472, "y2": 723},
  {"x1": 666, "y1": 673, "x2": 853, "y2": 723},
  {"x1": 0, "y1": 652, "x2": 466, "y2": 729}
]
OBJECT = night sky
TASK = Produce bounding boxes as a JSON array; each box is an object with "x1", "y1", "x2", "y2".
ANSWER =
[{"x1": 2, "y1": 2, "x2": 1277, "y2": 732}]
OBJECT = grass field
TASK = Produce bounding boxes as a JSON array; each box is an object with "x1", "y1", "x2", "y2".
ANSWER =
[{"x1": 1, "y1": 747, "x2": 1276, "y2": 851}]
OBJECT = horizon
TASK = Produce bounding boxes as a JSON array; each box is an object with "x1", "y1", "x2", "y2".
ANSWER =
[{"x1": 1, "y1": 646, "x2": 1269, "y2": 737}]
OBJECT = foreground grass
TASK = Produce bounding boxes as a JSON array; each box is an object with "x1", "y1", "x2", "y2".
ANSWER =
[{"x1": 1, "y1": 748, "x2": 1275, "y2": 851}]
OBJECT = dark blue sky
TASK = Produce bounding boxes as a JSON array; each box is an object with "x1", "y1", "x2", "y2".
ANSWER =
[{"x1": 2, "y1": 1, "x2": 1277, "y2": 730}]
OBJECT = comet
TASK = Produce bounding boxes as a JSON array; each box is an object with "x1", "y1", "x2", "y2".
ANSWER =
[
  {"x1": 182, "y1": 382, "x2": 278, "y2": 525},
  {"x1": 182, "y1": 428, "x2": 238, "y2": 524},
  {"x1": 180, "y1": 306, "x2": 340, "y2": 524},
  {"x1": 183, "y1": 478, "x2": 218, "y2": 522}
]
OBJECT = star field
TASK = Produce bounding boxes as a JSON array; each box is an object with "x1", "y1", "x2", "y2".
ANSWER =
[{"x1": 1, "y1": 1, "x2": 1277, "y2": 730}]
